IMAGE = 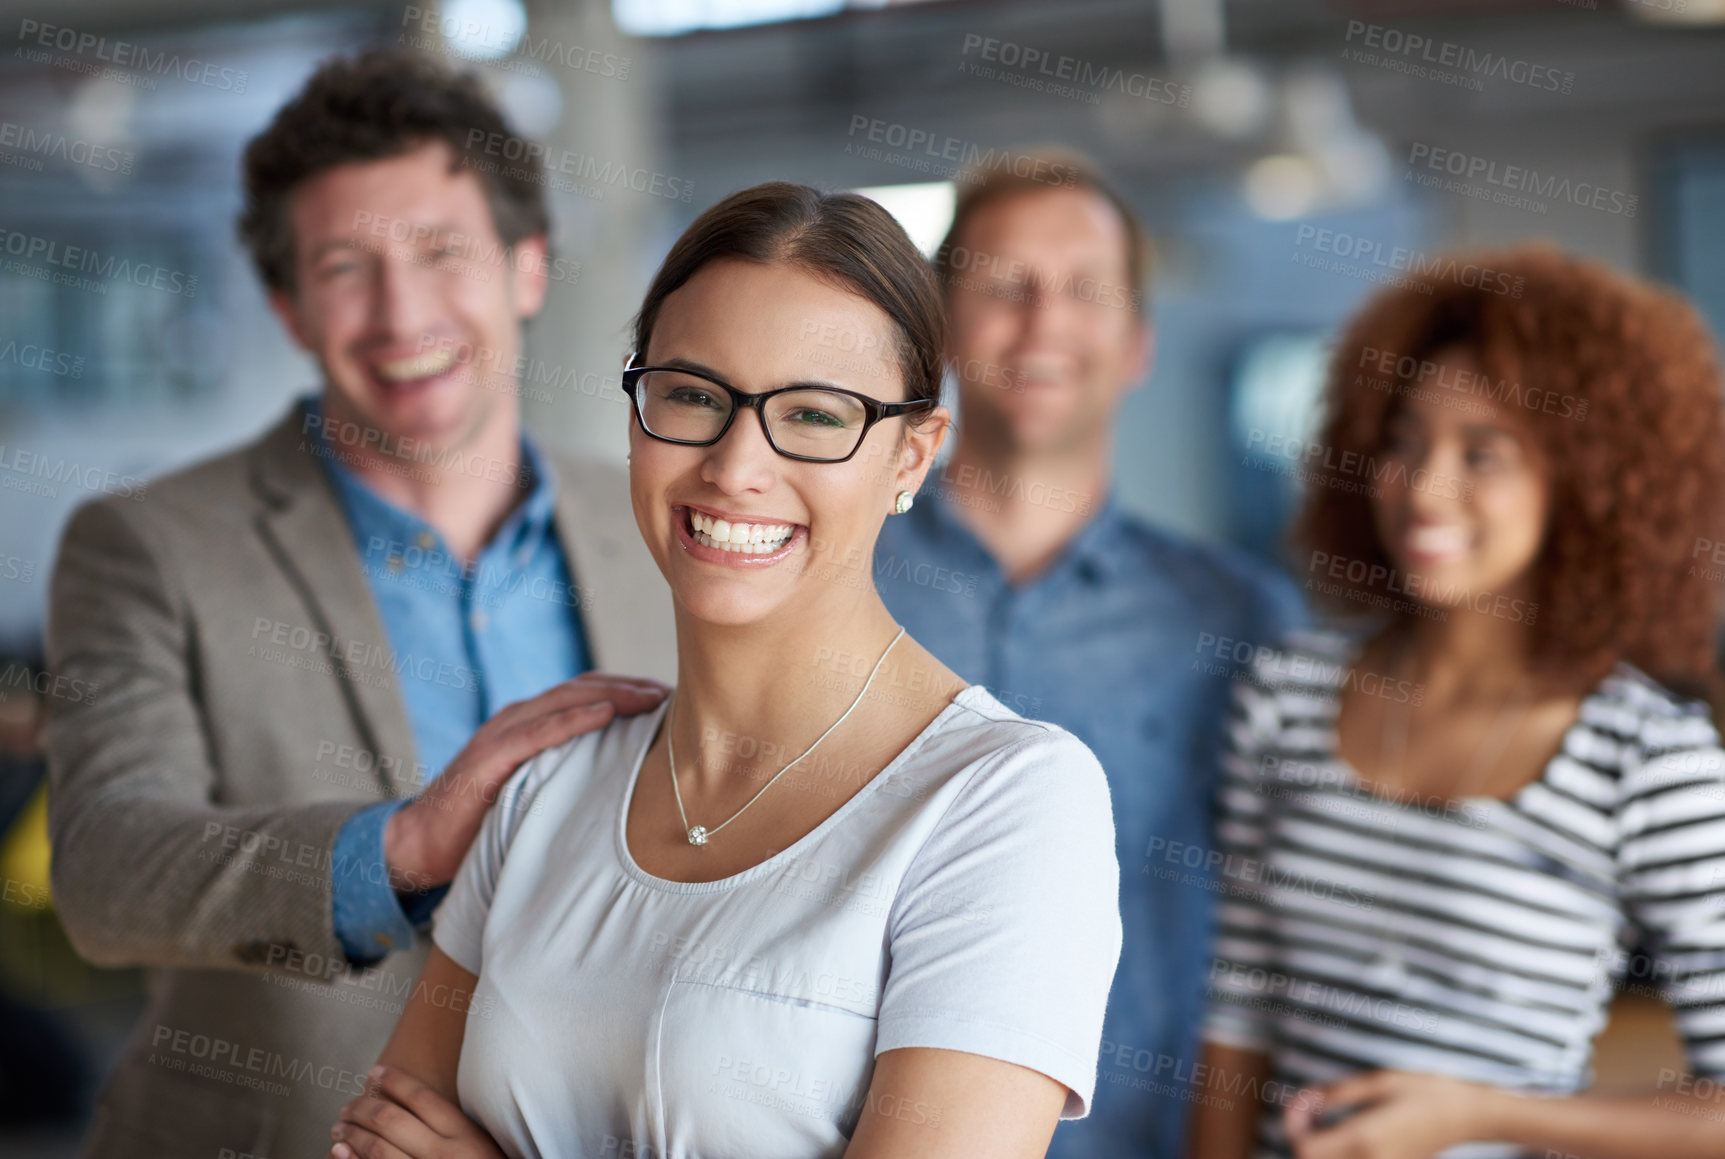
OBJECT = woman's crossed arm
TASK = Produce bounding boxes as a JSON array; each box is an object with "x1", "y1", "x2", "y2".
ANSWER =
[{"x1": 324, "y1": 946, "x2": 1071, "y2": 1159}]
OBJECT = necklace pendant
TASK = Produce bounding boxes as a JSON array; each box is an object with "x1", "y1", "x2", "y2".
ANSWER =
[{"x1": 686, "y1": 825, "x2": 709, "y2": 847}]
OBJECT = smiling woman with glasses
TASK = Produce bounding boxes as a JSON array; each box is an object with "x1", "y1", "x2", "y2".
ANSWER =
[{"x1": 327, "y1": 182, "x2": 1123, "y2": 1159}]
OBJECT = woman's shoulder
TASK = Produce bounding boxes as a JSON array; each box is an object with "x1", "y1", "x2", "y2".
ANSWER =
[
  {"x1": 940, "y1": 685, "x2": 1103, "y2": 761},
  {"x1": 1587, "y1": 663, "x2": 1725, "y2": 798},
  {"x1": 1588, "y1": 667, "x2": 1725, "y2": 872},
  {"x1": 491, "y1": 701, "x2": 669, "y2": 837},
  {"x1": 1592, "y1": 662, "x2": 1717, "y2": 732},
  {"x1": 923, "y1": 686, "x2": 1114, "y2": 822}
]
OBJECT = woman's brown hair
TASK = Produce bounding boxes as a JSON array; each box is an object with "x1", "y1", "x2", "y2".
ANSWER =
[
  {"x1": 1295, "y1": 244, "x2": 1725, "y2": 691},
  {"x1": 631, "y1": 182, "x2": 945, "y2": 409}
]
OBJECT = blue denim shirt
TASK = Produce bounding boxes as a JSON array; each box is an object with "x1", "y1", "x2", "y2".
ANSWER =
[
  {"x1": 874, "y1": 483, "x2": 1303, "y2": 1159},
  {"x1": 313, "y1": 403, "x2": 592, "y2": 963}
]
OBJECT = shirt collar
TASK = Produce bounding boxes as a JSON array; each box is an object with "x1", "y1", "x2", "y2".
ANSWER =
[
  {"x1": 912, "y1": 471, "x2": 1134, "y2": 587},
  {"x1": 495, "y1": 440, "x2": 558, "y2": 560},
  {"x1": 303, "y1": 393, "x2": 557, "y2": 562},
  {"x1": 1062, "y1": 490, "x2": 1134, "y2": 584}
]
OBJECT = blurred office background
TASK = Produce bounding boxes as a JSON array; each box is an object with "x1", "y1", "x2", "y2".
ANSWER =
[{"x1": 1, "y1": 0, "x2": 1722, "y2": 1151}]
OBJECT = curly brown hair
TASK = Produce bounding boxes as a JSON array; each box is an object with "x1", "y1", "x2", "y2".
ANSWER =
[
  {"x1": 1293, "y1": 244, "x2": 1725, "y2": 690},
  {"x1": 238, "y1": 48, "x2": 550, "y2": 293}
]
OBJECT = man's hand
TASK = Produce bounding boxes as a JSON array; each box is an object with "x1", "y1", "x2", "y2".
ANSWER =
[
  {"x1": 1285, "y1": 1069, "x2": 1500, "y2": 1159},
  {"x1": 383, "y1": 672, "x2": 668, "y2": 892},
  {"x1": 329, "y1": 1065, "x2": 505, "y2": 1159}
]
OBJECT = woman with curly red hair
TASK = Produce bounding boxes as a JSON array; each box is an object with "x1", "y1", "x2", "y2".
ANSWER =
[{"x1": 1189, "y1": 246, "x2": 1725, "y2": 1159}]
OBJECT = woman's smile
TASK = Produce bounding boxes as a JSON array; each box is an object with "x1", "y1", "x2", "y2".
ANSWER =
[{"x1": 672, "y1": 502, "x2": 809, "y2": 568}]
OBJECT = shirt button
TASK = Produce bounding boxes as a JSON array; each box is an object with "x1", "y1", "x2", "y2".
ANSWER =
[
  {"x1": 471, "y1": 610, "x2": 489, "y2": 631},
  {"x1": 416, "y1": 531, "x2": 436, "y2": 550}
]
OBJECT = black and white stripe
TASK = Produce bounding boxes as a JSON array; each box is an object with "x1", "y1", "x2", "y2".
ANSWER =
[{"x1": 1204, "y1": 631, "x2": 1725, "y2": 1159}]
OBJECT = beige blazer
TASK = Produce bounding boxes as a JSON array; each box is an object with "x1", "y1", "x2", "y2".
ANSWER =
[{"x1": 44, "y1": 406, "x2": 675, "y2": 1159}]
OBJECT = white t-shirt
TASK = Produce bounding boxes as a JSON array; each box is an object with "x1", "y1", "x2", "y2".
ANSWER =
[{"x1": 431, "y1": 684, "x2": 1122, "y2": 1159}]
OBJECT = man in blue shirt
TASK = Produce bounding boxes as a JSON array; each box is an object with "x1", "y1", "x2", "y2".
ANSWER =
[
  {"x1": 44, "y1": 51, "x2": 674, "y2": 1158},
  {"x1": 874, "y1": 152, "x2": 1303, "y2": 1159},
  {"x1": 320, "y1": 413, "x2": 602, "y2": 960}
]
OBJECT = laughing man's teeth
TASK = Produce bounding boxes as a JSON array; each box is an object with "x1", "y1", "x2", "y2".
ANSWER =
[
  {"x1": 689, "y1": 509, "x2": 796, "y2": 554},
  {"x1": 375, "y1": 348, "x2": 457, "y2": 383},
  {"x1": 1014, "y1": 356, "x2": 1067, "y2": 386},
  {"x1": 1408, "y1": 526, "x2": 1468, "y2": 556}
]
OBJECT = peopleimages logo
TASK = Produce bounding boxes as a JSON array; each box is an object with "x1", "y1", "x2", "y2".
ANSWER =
[
  {"x1": 1242, "y1": 428, "x2": 1475, "y2": 503},
  {"x1": 0, "y1": 339, "x2": 83, "y2": 379},
  {"x1": 1293, "y1": 226, "x2": 1526, "y2": 298},
  {"x1": 936, "y1": 243, "x2": 1142, "y2": 312},
  {"x1": 1341, "y1": 20, "x2": 1574, "y2": 94},
  {"x1": 0, "y1": 227, "x2": 197, "y2": 298},
  {"x1": 843, "y1": 116, "x2": 1079, "y2": 188},
  {"x1": 1356, "y1": 345, "x2": 1587, "y2": 422},
  {"x1": 462, "y1": 131, "x2": 694, "y2": 204},
  {"x1": 0, "y1": 443, "x2": 147, "y2": 501},
  {"x1": 958, "y1": 33, "x2": 1190, "y2": 107},
  {"x1": 0, "y1": 121, "x2": 134, "y2": 174},
  {"x1": 15, "y1": 19, "x2": 249, "y2": 92},
  {"x1": 399, "y1": 6, "x2": 632, "y2": 81},
  {"x1": 1406, "y1": 143, "x2": 1636, "y2": 218},
  {"x1": 1306, "y1": 550, "x2": 1538, "y2": 625}
]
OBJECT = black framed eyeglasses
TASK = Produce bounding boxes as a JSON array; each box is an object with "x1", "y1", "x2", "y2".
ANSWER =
[{"x1": 621, "y1": 354, "x2": 936, "y2": 464}]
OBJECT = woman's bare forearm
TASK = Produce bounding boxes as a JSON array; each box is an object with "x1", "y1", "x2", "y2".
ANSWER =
[
  {"x1": 1187, "y1": 1041, "x2": 1270, "y2": 1159},
  {"x1": 372, "y1": 944, "x2": 478, "y2": 1103},
  {"x1": 1481, "y1": 1084, "x2": 1725, "y2": 1159}
]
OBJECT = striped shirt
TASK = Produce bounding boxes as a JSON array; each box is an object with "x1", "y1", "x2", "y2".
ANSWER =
[{"x1": 1204, "y1": 632, "x2": 1725, "y2": 1159}]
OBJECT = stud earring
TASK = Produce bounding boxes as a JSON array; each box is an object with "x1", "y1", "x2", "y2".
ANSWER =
[{"x1": 894, "y1": 490, "x2": 915, "y2": 515}]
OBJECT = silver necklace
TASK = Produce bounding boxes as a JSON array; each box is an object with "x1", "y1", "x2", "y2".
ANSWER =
[{"x1": 666, "y1": 626, "x2": 905, "y2": 847}]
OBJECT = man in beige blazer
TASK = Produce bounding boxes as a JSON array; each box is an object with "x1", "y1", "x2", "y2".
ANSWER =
[{"x1": 44, "y1": 50, "x2": 675, "y2": 1159}]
